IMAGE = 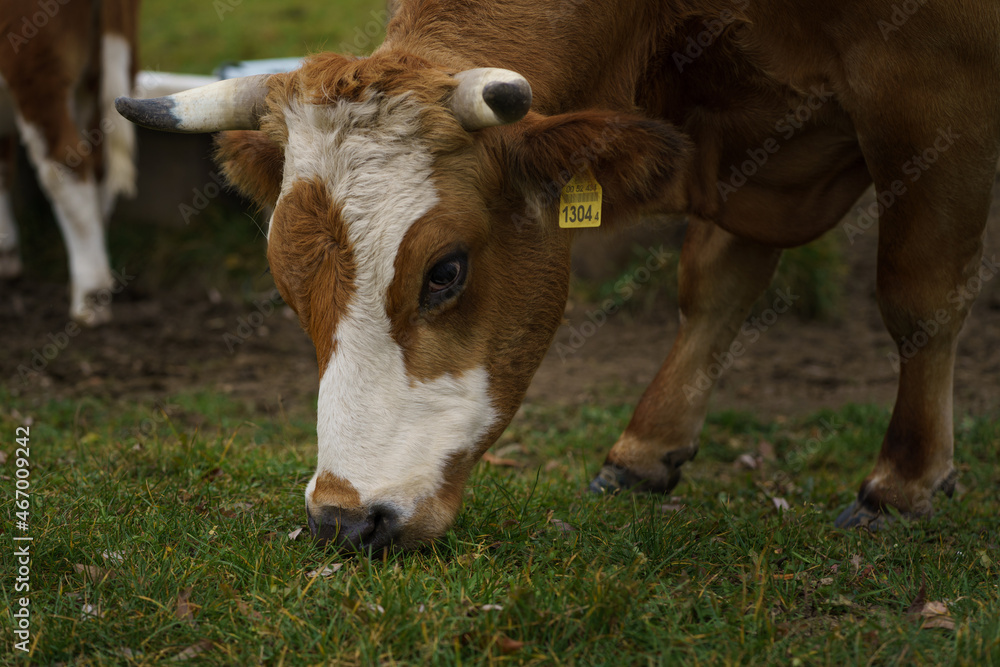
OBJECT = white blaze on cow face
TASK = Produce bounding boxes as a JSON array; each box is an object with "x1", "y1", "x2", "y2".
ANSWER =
[{"x1": 275, "y1": 93, "x2": 499, "y2": 524}]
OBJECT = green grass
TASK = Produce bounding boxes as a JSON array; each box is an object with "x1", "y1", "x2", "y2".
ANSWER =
[
  {"x1": 140, "y1": 0, "x2": 388, "y2": 74},
  {"x1": 2, "y1": 393, "x2": 998, "y2": 665}
]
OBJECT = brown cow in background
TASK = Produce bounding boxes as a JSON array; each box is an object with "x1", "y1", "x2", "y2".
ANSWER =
[{"x1": 0, "y1": 0, "x2": 140, "y2": 325}]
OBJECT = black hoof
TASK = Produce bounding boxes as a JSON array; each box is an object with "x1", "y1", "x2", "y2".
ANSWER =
[
  {"x1": 588, "y1": 463, "x2": 682, "y2": 495},
  {"x1": 834, "y1": 500, "x2": 891, "y2": 531}
]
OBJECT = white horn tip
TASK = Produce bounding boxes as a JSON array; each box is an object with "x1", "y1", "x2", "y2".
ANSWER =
[{"x1": 452, "y1": 68, "x2": 532, "y2": 131}]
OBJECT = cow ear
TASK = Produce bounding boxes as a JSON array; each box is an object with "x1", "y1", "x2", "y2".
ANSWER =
[
  {"x1": 505, "y1": 111, "x2": 691, "y2": 227},
  {"x1": 214, "y1": 130, "x2": 284, "y2": 210}
]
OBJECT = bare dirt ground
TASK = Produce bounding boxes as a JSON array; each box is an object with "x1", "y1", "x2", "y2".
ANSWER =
[{"x1": 3, "y1": 178, "x2": 1000, "y2": 423}]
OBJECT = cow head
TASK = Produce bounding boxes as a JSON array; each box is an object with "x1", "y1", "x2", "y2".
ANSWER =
[{"x1": 116, "y1": 52, "x2": 690, "y2": 552}]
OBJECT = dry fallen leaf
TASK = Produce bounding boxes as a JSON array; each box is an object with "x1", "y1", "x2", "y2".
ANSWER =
[
  {"x1": 818, "y1": 577, "x2": 834, "y2": 586},
  {"x1": 171, "y1": 640, "x2": 215, "y2": 662},
  {"x1": 288, "y1": 527, "x2": 304, "y2": 541},
  {"x1": 550, "y1": 518, "x2": 576, "y2": 533},
  {"x1": 544, "y1": 460, "x2": 561, "y2": 472},
  {"x1": 850, "y1": 554, "x2": 863, "y2": 572},
  {"x1": 736, "y1": 453, "x2": 758, "y2": 470},
  {"x1": 102, "y1": 551, "x2": 125, "y2": 565},
  {"x1": 481, "y1": 604, "x2": 504, "y2": 612},
  {"x1": 176, "y1": 587, "x2": 196, "y2": 623},
  {"x1": 830, "y1": 594, "x2": 857, "y2": 608},
  {"x1": 482, "y1": 452, "x2": 524, "y2": 468},
  {"x1": 919, "y1": 601, "x2": 956, "y2": 630},
  {"x1": 81, "y1": 603, "x2": 105, "y2": 619},
  {"x1": 907, "y1": 582, "x2": 955, "y2": 630},
  {"x1": 772, "y1": 497, "x2": 790, "y2": 512},
  {"x1": 306, "y1": 564, "x2": 343, "y2": 578},
  {"x1": 74, "y1": 564, "x2": 115, "y2": 583},
  {"x1": 498, "y1": 635, "x2": 526, "y2": 654},
  {"x1": 0, "y1": 451, "x2": 7, "y2": 465}
]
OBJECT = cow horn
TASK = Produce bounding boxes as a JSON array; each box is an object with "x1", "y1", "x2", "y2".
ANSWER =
[
  {"x1": 114, "y1": 74, "x2": 271, "y2": 133},
  {"x1": 449, "y1": 68, "x2": 532, "y2": 131}
]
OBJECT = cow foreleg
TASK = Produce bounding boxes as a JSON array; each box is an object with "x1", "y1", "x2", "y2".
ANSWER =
[
  {"x1": 836, "y1": 127, "x2": 998, "y2": 529},
  {"x1": 15, "y1": 112, "x2": 113, "y2": 326},
  {"x1": 591, "y1": 220, "x2": 781, "y2": 493},
  {"x1": 0, "y1": 135, "x2": 22, "y2": 279}
]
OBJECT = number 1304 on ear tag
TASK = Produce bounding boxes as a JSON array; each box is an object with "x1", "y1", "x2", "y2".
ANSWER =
[{"x1": 558, "y1": 171, "x2": 603, "y2": 228}]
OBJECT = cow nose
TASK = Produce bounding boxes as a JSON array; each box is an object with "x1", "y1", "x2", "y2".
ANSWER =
[{"x1": 307, "y1": 505, "x2": 399, "y2": 553}]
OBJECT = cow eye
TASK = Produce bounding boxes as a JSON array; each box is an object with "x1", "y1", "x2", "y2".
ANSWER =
[{"x1": 423, "y1": 253, "x2": 468, "y2": 308}]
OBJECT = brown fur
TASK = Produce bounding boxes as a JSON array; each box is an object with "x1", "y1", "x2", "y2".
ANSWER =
[
  {"x1": 214, "y1": 131, "x2": 285, "y2": 211},
  {"x1": 311, "y1": 472, "x2": 362, "y2": 509},
  {"x1": 267, "y1": 179, "x2": 357, "y2": 375}
]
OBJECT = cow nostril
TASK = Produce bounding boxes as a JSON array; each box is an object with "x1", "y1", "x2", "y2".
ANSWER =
[{"x1": 307, "y1": 505, "x2": 399, "y2": 553}]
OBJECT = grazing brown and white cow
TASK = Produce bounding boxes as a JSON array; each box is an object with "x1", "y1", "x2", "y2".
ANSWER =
[
  {"x1": 117, "y1": 0, "x2": 1000, "y2": 552},
  {"x1": 1, "y1": 0, "x2": 140, "y2": 324}
]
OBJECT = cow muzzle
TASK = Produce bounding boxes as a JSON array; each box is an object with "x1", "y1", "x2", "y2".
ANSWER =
[{"x1": 307, "y1": 504, "x2": 400, "y2": 553}]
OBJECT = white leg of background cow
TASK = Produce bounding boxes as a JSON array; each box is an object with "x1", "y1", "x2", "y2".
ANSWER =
[
  {"x1": 0, "y1": 136, "x2": 22, "y2": 279},
  {"x1": 15, "y1": 113, "x2": 113, "y2": 326},
  {"x1": 99, "y1": 32, "x2": 138, "y2": 220}
]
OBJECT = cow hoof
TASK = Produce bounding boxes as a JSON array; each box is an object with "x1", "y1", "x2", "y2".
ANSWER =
[
  {"x1": 72, "y1": 298, "x2": 113, "y2": 327},
  {"x1": 834, "y1": 500, "x2": 892, "y2": 531},
  {"x1": 588, "y1": 462, "x2": 683, "y2": 495},
  {"x1": 0, "y1": 250, "x2": 22, "y2": 279}
]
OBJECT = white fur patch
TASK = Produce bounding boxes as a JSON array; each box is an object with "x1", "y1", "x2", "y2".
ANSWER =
[
  {"x1": 278, "y1": 94, "x2": 498, "y2": 516},
  {"x1": 100, "y1": 33, "x2": 137, "y2": 215}
]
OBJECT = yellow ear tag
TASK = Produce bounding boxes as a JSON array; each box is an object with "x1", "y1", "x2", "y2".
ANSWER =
[{"x1": 558, "y1": 170, "x2": 603, "y2": 228}]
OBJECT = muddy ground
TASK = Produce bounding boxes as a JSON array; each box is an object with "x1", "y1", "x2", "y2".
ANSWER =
[{"x1": 2, "y1": 179, "x2": 1000, "y2": 425}]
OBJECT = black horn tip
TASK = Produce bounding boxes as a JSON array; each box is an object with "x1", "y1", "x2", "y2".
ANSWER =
[
  {"x1": 114, "y1": 96, "x2": 182, "y2": 132},
  {"x1": 482, "y1": 80, "x2": 532, "y2": 124}
]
